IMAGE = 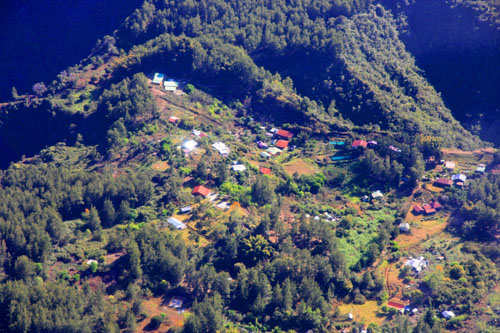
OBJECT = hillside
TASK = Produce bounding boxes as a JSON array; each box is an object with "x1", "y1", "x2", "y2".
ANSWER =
[
  {"x1": 381, "y1": 0, "x2": 500, "y2": 145},
  {"x1": 0, "y1": 1, "x2": 499, "y2": 333}
]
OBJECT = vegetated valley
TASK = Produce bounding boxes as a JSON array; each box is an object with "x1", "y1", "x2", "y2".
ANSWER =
[{"x1": 0, "y1": 1, "x2": 499, "y2": 332}]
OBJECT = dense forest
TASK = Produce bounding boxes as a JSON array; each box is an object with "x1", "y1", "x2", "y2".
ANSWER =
[{"x1": 0, "y1": 0, "x2": 499, "y2": 332}]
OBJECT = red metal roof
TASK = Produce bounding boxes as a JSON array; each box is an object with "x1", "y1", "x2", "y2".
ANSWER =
[
  {"x1": 423, "y1": 204, "x2": 436, "y2": 214},
  {"x1": 352, "y1": 140, "x2": 367, "y2": 148},
  {"x1": 413, "y1": 205, "x2": 423, "y2": 213},
  {"x1": 192, "y1": 185, "x2": 211, "y2": 197},
  {"x1": 435, "y1": 178, "x2": 453, "y2": 186},
  {"x1": 260, "y1": 168, "x2": 271, "y2": 175},
  {"x1": 431, "y1": 201, "x2": 442, "y2": 210},
  {"x1": 276, "y1": 129, "x2": 293, "y2": 139},
  {"x1": 388, "y1": 301, "x2": 405, "y2": 310},
  {"x1": 275, "y1": 140, "x2": 289, "y2": 149}
]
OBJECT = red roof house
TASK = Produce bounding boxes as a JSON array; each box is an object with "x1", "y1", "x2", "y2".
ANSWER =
[
  {"x1": 387, "y1": 300, "x2": 406, "y2": 310},
  {"x1": 260, "y1": 168, "x2": 271, "y2": 175},
  {"x1": 491, "y1": 169, "x2": 500, "y2": 175},
  {"x1": 434, "y1": 178, "x2": 453, "y2": 187},
  {"x1": 431, "y1": 201, "x2": 442, "y2": 210},
  {"x1": 352, "y1": 140, "x2": 367, "y2": 148},
  {"x1": 276, "y1": 129, "x2": 293, "y2": 140},
  {"x1": 168, "y1": 116, "x2": 179, "y2": 124},
  {"x1": 413, "y1": 205, "x2": 423, "y2": 215},
  {"x1": 192, "y1": 185, "x2": 211, "y2": 197},
  {"x1": 423, "y1": 204, "x2": 436, "y2": 215},
  {"x1": 275, "y1": 140, "x2": 289, "y2": 149}
]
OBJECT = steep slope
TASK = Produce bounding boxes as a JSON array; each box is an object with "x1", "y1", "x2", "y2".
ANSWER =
[
  {"x1": 381, "y1": 0, "x2": 500, "y2": 145},
  {"x1": 108, "y1": 0, "x2": 480, "y2": 148}
]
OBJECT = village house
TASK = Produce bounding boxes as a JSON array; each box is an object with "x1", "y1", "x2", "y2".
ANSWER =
[
  {"x1": 167, "y1": 217, "x2": 187, "y2": 230},
  {"x1": 412, "y1": 205, "x2": 424, "y2": 215},
  {"x1": 367, "y1": 140, "x2": 377, "y2": 147},
  {"x1": 231, "y1": 164, "x2": 246, "y2": 172},
  {"x1": 434, "y1": 178, "x2": 453, "y2": 187},
  {"x1": 181, "y1": 139, "x2": 198, "y2": 153},
  {"x1": 351, "y1": 139, "x2": 367, "y2": 149},
  {"x1": 405, "y1": 256, "x2": 428, "y2": 274},
  {"x1": 275, "y1": 129, "x2": 293, "y2": 140},
  {"x1": 267, "y1": 147, "x2": 282, "y2": 156},
  {"x1": 212, "y1": 142, "x2": 230, "y2": 156},
  {"x1": 260, "y1": 151, "x2": 272, "y2": 159},
  {"x1": 260, "y1": 167, "x2": 271, "y2": 175},
  {"x1": 164, "y1": 80, "x2": 178, "y2": 92},
  {"x1": 430, "y1": 201, "x2": 442, "y2": 211},
  {"x1": 152, "y1": 72, "x2": 164, "y2": 85},
  {"x1": 168, "y1": 116, "x2": 179, "y2": 124},
  {"x1": 192, "y1": 185, "x2": 211, "y2": 197},
  {"x1": 275, "y1": 140, "x2": 289, "y2": 149},
  {"x1": 422, "y1": 204, "x2": 436, "y2": 215},
  {"x1": 444, "y1": 161, "x2": 456, "y2": 170},
  {"x1": 372, "y1": 190, "x2": 383, "y2": 200},
  {"x1": 476, "y1": 164, "x2": 486, "y2": 174}
]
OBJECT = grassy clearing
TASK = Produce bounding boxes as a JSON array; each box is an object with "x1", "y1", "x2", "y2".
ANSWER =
[
  {"x1": 337, "y1": 301, "x2": 384, "y2": 326},
  {"x1": 338, "y1": 209, "x2": 395, "y2": 267},
  {"x1": 282, "y1": 158, "x2": 317, "y2": 176},
  {"x1": 397, "y1": 218, "x2": 447, "y2": 249},
  {"x1": 151, "y1": 160, "x2": 169, "y2": 171}
]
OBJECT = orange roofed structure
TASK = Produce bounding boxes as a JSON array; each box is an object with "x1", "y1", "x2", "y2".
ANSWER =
[
  {"x1": 276, "y1": 129, "x2": 293, "y2": 140},
  {"x1": 260, "y1": 168, "x2": 271, "y2": 175},
  {"x1": 192, "y1": 185, "x2": 211, "y2": 197},
  {"x1": 275, "y1": 140, "x2": 289, "y2": 149}
]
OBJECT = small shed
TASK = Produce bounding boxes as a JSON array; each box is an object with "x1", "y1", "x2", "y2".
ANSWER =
[
  {"x1": 153, "y1": 73, "x2": 164, "y2": 85},
  {"x1": 430, "y1": 201, "x2": 442, "y2": 211},
  {"x1": 168, "y1": 116, "x2": 179, "y2": 124},
  {"x1": 167, "y1": 218, "x2": 186, "y2": 230},
  {"x1": 476, "y1": 165, "x2": 486, "y2": 174},
  {"x1": 399, "y1": 223, "x2": 411, "y2": 233},
  {"x1": 372, "y1": 190, "x2": 384, "y2": 199},
  {"x1": 451, "y1": 174, "x2": 467, "y2": 183},
  {"x1": 257, "y1": 141, "x2": 268, "y2": 149},
  {"x1": 180, "y1": 206, "x2": 191, "y2": 214},
  {"x1": 442, "y1": 310, "x2": 456, "y2": 320}
]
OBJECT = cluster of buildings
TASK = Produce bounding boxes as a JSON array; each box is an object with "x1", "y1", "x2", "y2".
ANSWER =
[
  {"x1": 412, "y1": 201, "x2": 442, "y2": 216},
  {"x1": 257, "y1": 128, "x2": 294, "y2": 158}
]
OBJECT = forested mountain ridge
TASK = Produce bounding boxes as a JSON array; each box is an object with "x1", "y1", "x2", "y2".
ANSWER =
[
  {"x1": 0, "y1": 1, "x2": 499, "y2": 332},
  {"x1": 381, "y1": 0, "x2": 500, "y2": 145},
  {"x1": 108, "y1": 0, "x2": 481, "y2": 149}
]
